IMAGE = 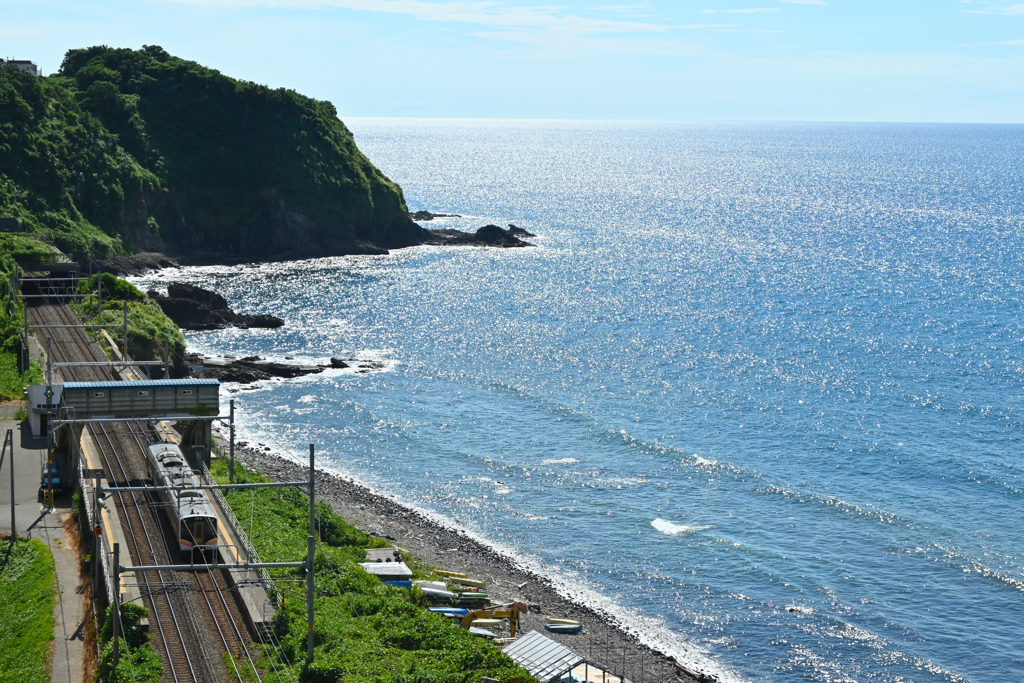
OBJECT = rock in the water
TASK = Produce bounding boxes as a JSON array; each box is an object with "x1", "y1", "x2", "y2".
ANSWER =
[
  {"x1": 149, "y1": 284, "x2": 285, "y2": 330},
  {"x1": 240, "y1": 314, "x2": 285, "y2": 329},
  {"x1": 196, "y1": 357, "x2": 324, "y2": 384},
  {"x1": 507, "y1": 224, "x2": 536, "y2": 238},
  {"x1": 198, "y1": 364, "x2": 273, "y2": 383},
  {"x1": 168, "y1": 283, "x2": 228, "y2": 310},
  {"x1": 330, "y1": 358, "x2": 350, "y2": 369},
  {"x1": 410, "y1": 210, "x2": 462, "y2": 222}
]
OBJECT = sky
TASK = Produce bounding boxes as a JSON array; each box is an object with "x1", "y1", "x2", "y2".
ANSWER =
[{"x1": 1, "y1": 0, "x2": 1023, "y2": 122}]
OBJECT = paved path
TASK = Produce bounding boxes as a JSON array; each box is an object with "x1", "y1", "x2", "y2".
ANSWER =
[
  {"x1": 1, "y1": 416, "x2": 86, "y2": 683},
  {"x1": 0, "y1": 418, "x2": 48, "y2": 536},
  {"x1": 37, "y1": 510, "x2": 87, "y2": 683}
]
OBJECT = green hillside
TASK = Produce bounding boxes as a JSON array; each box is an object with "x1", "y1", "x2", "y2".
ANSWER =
[{"x1": 0, "y1": 46, "x2": 425, "y2": 263}]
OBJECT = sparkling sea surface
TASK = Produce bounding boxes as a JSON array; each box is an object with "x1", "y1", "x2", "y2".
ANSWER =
[{"x1": 132, "y1": 120, "x2": 1024, "y2": 683}]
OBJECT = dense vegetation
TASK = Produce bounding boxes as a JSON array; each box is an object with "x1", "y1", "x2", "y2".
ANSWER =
[
  {"x1": 0, "y1": 66, "x2": 150, "y2": 260},
  {"x1": 0, "y1": 538, "x2": 56, "y2": 683},
  {"x1": 0, "y1": 234, "x2": 47, "y2": 398},
  {"x1": 97, "y1": 603, "x2": 162, "y2": 683},
  {"x1": 0, "y1": 46, "x2": 422, "y2": 263},
  {"x1": 72, "y1": 273, "x2": 186, "y2": 375},
  {"x1": 210, "y1": 459, "x2": 534, "y2": 683}
]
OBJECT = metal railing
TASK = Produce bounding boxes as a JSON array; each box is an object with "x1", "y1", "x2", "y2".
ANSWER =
[{"x1": 195, "y1": 459, "x2": 277, "y2": 595}]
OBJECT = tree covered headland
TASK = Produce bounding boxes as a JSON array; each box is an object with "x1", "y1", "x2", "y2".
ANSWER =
[{"x1": 0, "y1": 46, "x2": 426, "y2": 262}]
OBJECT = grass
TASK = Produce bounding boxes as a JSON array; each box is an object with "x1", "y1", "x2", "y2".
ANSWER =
[
  {"x1": 0, "y1": 352, "x2": 42, "y2": 401},
  {"x1": 0, "y1": 537, "x2": 56, "y2": 683},
  {"x1": 210, "y1": 459, "x2": 535, "y2": 683}
]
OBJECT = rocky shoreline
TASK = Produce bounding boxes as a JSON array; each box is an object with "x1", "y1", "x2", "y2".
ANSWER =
[
  {"x1": 91, "y1": 214, "x2": 537, "y2": 276},
  {"x1": 114, "y1": 217, "x2": 712, "y2": 681},
  {"x1": 226, "y1": 441, "x2": 708, "y2": 683}
]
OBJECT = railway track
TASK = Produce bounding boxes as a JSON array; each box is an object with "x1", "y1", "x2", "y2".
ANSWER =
[{"x1": 27, "y1": 295, "x2": 264, "y2": 683}]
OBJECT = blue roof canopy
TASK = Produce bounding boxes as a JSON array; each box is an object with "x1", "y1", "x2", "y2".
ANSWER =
[{"x1": 63, "y1": 379, "x2": 220, "y2": 390}]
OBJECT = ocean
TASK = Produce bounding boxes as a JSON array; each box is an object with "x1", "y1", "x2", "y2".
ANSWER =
[{"x1": 132, "y1": 120, "x2": 1024, "y2": 682}]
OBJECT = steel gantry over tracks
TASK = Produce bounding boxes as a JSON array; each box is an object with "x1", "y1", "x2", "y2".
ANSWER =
[{"x1": 100, "y1": 443, "x2": 322, "y2": 673}]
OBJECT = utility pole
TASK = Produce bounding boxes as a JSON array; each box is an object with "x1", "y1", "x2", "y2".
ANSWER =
[
  {"x1": 93, "y1": 482, "x2": 101, "y2": 597},
  {"x1": 307, "y1": 443, "x2": 315, "y2": 666},
  {"x1": 3, "y1": 430, "x2": 14, "y2": 541},
  {"x1": 45, "y1": 337, "x2": 52, "y2": 385},
  {"x1": 163, "y1": 338, "x2": 170, "y2": 379},
  {"x1": 112, "y1": 542, "x2": 120, "y2": 671},
  {"x1": 229, "y1": 400, "x2": 235, "y2": 484},
  {"x1": 122, "y1": 302, "x2": 127, "y2": 361}
]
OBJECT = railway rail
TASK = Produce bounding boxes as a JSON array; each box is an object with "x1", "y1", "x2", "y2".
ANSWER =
[{"x1": 27, "y1": 295, "x2": 264, "y2": 683}]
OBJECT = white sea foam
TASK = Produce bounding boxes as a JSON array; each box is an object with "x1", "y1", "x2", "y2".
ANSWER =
[
  {"x1": 539, "y1": 457, "x2": 579, "y2": 465},
  {"x1": 651, "y1": 519, "x2": 710, "y2": 536}
]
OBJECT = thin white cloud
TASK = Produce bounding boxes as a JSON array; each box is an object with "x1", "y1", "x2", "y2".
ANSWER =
[
  {"x1": 987, "y1": 39, "x2": 1024, "y2": 45},
  {"x1": 702, "y1": 7, "x2": 781, "y2": 13},
  {"x1": 964, "y1": 2, "x2": 1024, "y2": 14},
  {"x1": 154, "y1": 0, "x2": 680, "y2": 35}
]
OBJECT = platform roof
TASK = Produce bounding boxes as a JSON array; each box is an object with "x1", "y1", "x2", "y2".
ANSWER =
[
  {"x1": 503, "y1": 630, "x2": 586, "y2": 683},
  {"x1": 63, "y1": 379, "x2": 220, "y2": 390}
]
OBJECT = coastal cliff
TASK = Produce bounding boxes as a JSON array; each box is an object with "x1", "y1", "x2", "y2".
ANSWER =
[{"x1": 0, "y1": 46, "x2": 429, "y2": 263}]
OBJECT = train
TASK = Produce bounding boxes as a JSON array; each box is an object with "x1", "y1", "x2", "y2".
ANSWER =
[{"x1": 145, "y1": 441, "x2": 220, "y2": 561}]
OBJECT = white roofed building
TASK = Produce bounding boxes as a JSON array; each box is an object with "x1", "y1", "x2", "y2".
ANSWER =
[{"x1": 1, "y1": 59, "x2": 40, "y2": 76}]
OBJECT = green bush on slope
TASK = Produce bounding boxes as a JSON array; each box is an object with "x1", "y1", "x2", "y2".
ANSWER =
[
  {"x1": 73, "y1": 273, "x2": 185, "y2": 373},
  {"x1": 97, "y1": 603, "x2": 162, "y2": 683}
]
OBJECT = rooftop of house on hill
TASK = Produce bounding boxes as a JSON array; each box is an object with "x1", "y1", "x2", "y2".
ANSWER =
[{"x1": 1, "y1": 59, "x2": 39, "y2": 76}]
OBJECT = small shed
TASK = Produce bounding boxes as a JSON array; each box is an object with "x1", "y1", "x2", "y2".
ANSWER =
[
  {"x1": 503, "y1": 631, "x2": 586, "y2": 683},
  {"x1": 61, "y1": 379, "x2": 220, "y2": 419},
  {"x1": 26, "y1": 384, "x2": 63, "y2": 437}
]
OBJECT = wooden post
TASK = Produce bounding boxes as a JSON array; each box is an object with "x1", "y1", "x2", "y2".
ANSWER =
[{"x1": 4, "y1": 430, "x2": 14, "y2": 541}]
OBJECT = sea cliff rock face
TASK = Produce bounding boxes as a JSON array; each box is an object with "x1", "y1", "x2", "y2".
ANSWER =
[
  {"x1": 48, "y1": 45, "x2": 429, "y2": 262},
  {"x1": 148, "y1": 283, "x2": 284, "y2": 330}
]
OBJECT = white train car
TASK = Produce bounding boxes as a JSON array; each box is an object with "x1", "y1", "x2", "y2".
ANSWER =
[{"x1": 145, "y1": 441, "x2": 219, "y2": 561}]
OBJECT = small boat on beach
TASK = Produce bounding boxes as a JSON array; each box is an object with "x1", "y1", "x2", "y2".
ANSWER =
[
  {"x1": 544, "y1": 617, "x2": 581, "y2": 626},
  {"x1": 419, "y1": 586, "x2": 457, "y2": 601},
  {"x1": 436, "y1": 570, "x2": 469, "y2": 578},
  {"x1": 428, "y1": 607, "x2": 468, "y2": 616},
  {"x1": 545, "y1": 623, "x2": 583, "y2": 634},
  {"x1": 413, "y1": 580, "x2": 448, "y2": 590}
]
